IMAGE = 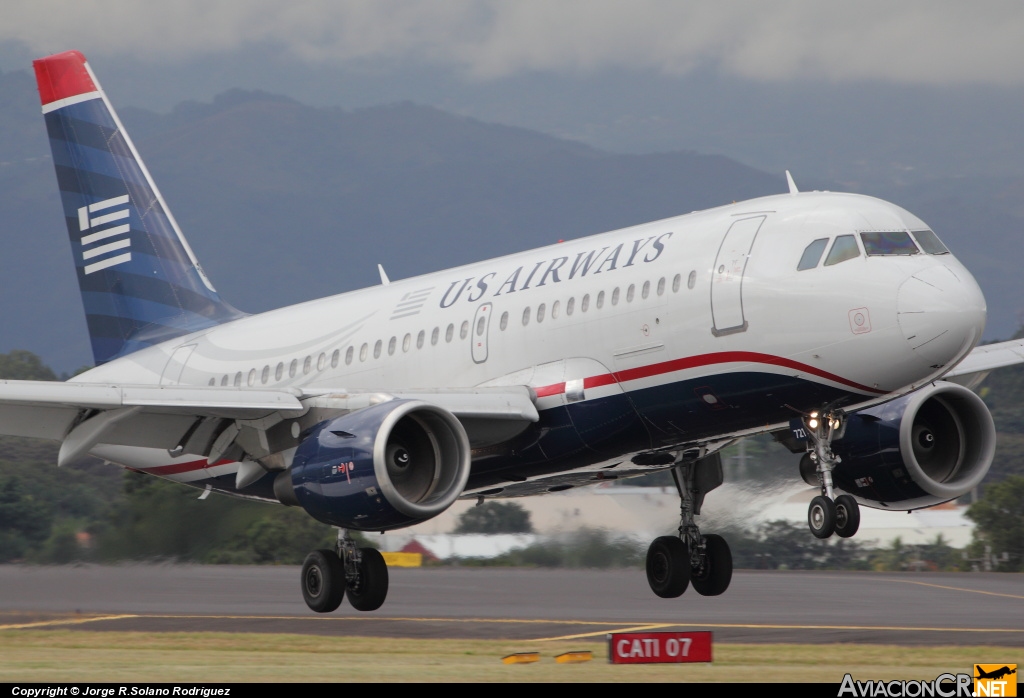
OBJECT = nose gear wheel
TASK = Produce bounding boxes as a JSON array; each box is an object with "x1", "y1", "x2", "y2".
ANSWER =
[{"x1": 799, "y1": 410, "x2": 861, "y2": 540}]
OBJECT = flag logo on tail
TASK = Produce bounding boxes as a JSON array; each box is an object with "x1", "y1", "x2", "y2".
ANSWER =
[{"x1": 78, "y1": 194, "x2": 131, "y2": 274}]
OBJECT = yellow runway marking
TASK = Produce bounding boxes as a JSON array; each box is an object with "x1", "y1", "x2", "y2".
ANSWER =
[
  {"x1": 0, "y1": 614, "x2": 139, "y2": 630},
  {"x1": 884, "y1": 579, "x2": 1024, "y2": 600},
  {"x1": 529, "y1": 623, "x2": 673, "y2": 642},
  {"x1": 1, "y1": 614, "x2": 1020, "y2": 639}
]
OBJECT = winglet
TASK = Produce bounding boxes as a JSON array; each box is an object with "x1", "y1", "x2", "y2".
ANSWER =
[
  {"x1": 378, "y1": 264, "x2": 390, "y2": 285},
  {"x1": 785, "y1": 170, "x2": 799, "y2": 195}
]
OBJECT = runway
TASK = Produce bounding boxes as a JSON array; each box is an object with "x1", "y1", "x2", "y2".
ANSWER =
[{"x1": 0, "y1": 565, "x2": 1020, "y2": 645}]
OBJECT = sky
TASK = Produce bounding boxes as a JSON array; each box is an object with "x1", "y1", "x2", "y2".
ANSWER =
[{"x1": 5, "y1": 1, "x2": 1024, "y2": 85}]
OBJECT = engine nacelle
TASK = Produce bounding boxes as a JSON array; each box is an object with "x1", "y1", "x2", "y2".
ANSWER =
[
  {"x1": 279, "y1": 400, "x2": 471, "y2": 531},
  {"x1": 823, "y1": 381, "x2": 994, "y2": 510}
]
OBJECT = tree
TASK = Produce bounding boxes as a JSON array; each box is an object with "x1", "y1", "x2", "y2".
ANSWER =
[
  {"x1": 966, "y1": 475, "x2": 1024, "y2": 571},
  {"x1": 454, "y1": 501, "x2": 534, "y2": 534},
  {"x1": 0, "y1": 350, "x2": 57, "y2": 381},
  {"x1": 0, "y1": 476, "x2": 53, "y2": 561}
]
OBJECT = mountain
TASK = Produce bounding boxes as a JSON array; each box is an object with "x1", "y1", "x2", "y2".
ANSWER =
[{"x1": 0, "y1": 67, "x2": 1021, "y2": 372}]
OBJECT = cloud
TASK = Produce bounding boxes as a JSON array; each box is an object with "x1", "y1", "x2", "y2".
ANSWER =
[{"x1": 6, "y1": 0, "x2": 1024, "y2": 85}]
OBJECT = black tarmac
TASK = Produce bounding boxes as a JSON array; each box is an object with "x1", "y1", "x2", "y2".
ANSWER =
[{"x1": 0, "y1": 565, "x2": 1020, "y2": 645}]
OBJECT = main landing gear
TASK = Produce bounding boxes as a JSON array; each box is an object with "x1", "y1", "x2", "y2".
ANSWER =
[
  {"x1": 301, "y1": 530, "x2": 389, "y2": 613},
  {"x1": 799, "y1": 410, "x2": 860, "y2": 539},
  {"x1": 646, "y1": 453, "x2": 733, "y2": 599}
]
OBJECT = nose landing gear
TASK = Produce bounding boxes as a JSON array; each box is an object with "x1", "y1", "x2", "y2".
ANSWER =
[
  {"x1": 645, "y1": 453, "x2": 733, "y2": 599},
  {"x1": 799, "y1": 410, "x2": 860, "y2": 539},
  {"x1": 301, "y1": 530, "x2": 390, "y2": 613}
]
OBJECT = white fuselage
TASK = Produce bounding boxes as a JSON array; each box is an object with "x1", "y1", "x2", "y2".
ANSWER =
[{"x1": 80, "y1": 191, "x2": 987, "y2": 490}]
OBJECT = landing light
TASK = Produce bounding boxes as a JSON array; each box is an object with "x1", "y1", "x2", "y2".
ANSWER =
[{"x1": 808, "y1": 418, "x2": 819, "y2": 429}]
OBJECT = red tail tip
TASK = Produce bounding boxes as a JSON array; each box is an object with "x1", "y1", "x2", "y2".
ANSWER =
[{"x1": 33, "y1": 50, "x2": 96, "y2": 107}]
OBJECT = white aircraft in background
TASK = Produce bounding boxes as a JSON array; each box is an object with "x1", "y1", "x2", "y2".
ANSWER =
[{"x1": 2, "y1": 50, "x2": 1019, "y2": 612}]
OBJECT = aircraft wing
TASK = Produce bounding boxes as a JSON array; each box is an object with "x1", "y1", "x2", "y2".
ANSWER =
[
  {"x1": 0, "y1": 379, "x2": 537, "y2": 466},
  {"x1": 945, "y1": 338, "x2": 1024, "y2": 388}
]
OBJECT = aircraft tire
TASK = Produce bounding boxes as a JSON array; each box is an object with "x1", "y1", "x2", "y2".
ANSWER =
[
  {"x1": 646, "y1": 536, "x2": 689, "y2": 598},
  {"x1": 347, "y1": 548, "x2": 389, "y2": 612},
  {"x1": 808, "y1": 495, "x2": 836, "y2": 539},
  {"x1": 690, "y1": 534, "x2": 733, "y2": 596},
  {"x1": 834, "y1": 495, "x2": 861, "y2": 538},
  {"x1": 301, "y1": 549, "x2": 345, "y2": 613}
]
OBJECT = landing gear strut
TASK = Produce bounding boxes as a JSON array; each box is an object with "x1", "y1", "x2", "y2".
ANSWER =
[
  {"x1": 645, "y1": 453, "x2": 733, "y2": 599},
  {"x1": 800, "y1": 410, "x2": 860, "y2": 539},
  {"x1": 301, "y1": 530, "x2": 389, "y2": 613}
]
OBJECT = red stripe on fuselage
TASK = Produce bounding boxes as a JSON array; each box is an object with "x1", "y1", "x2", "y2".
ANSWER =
[{"x1": 538, "y1": 351, "x2": 884, "y2": 398}]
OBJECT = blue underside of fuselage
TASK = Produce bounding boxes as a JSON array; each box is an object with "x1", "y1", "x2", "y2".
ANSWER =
[{"x1": 189, "y1": 371, "x2": 863, "y2": 501}]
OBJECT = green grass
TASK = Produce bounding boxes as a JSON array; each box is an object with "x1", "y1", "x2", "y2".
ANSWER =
[{"x1": 0, "y1": 631, "x2": 1018, "y2": 682}]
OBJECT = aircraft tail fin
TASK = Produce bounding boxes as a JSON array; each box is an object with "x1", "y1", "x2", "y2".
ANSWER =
[{"x1": 33, "y1": 50, "x2": 243, "y2": 366}]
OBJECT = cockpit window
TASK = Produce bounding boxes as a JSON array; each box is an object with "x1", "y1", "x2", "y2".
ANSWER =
[
  {"x1": 860, "y1": 231, "x2": 919, "y2": 256},
  {"x1": 824, "y1": 235, "x2": 860, "y2": 266},
  {"x1": 797, "y1": 238, "x2": 829, "y2": 271},
  {"x1": 910, "y1": 229, "x2": 949, "y2": 255}
]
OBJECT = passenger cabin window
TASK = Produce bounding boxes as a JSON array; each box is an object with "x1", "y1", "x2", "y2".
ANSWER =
[
  {"x1": 911, "y1": 229, "x2": 950, "y2": 255},
  {"x1": 797, "y1": 238, "x2": 829, "y2": 270},
  {"x1": 500, "y1": 312, "x2": 509, "y2": 330},
  {"x1": 824, "y1": 235, "x2": 860, "y2": 266},
  {"x1": 860, "y1": 231, "x2": 919, "y2": 256}
]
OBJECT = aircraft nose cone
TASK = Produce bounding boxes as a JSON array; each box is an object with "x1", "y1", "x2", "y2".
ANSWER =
[{"x1": 897, "y1": 265, "x2": 986, "y2": 369}]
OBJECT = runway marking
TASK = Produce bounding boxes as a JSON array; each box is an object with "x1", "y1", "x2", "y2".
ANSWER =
[
  {"x1": 2, "y1": 614, "x2": 1021, "y2": 639},
  {"x1": 883, "y1": 579, "x2": 1024, "y2": 600},
  {"x1": 0, "y1": 614, "x2": 139, "y2": 630},
  {"x1": 529, "y1": 623, "x2": 673, "y2": 642}
]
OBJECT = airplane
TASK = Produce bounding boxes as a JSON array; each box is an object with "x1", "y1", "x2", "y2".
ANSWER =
[
  {"x1": 2, "y1": 49, "x2": 1019, "y2": 612},
  {"x1": 975, "y1": 667, "x2": 1017, "y2": 681}
]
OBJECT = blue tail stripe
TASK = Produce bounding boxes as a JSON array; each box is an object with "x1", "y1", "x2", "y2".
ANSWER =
[
  {"x1": 42, "y1": 82, "x2": 243, "y2": 365},
  {"x1": 81, "y1": 290, "x2": 231, "y2": 328},
  {"x1": 51, "y1": 140, "x2": 146, "y2": 185}
]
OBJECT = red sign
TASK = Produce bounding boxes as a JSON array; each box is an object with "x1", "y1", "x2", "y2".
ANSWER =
[{"x1": 608, "y1": 631, "x2": 712, "y2": 664}]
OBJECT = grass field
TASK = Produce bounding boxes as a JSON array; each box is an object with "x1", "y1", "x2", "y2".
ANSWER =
[{"x1": 0, "y1": 631, "x2": 1018, "y2": 683}]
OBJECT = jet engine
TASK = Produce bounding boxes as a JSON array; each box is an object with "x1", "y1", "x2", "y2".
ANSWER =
[
  {"x1": 275, "y1": 400, "x2": 471, "y2": 530},
  {"x1": 803, "y1": 382, "x2": 995, "y2": 510}
]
